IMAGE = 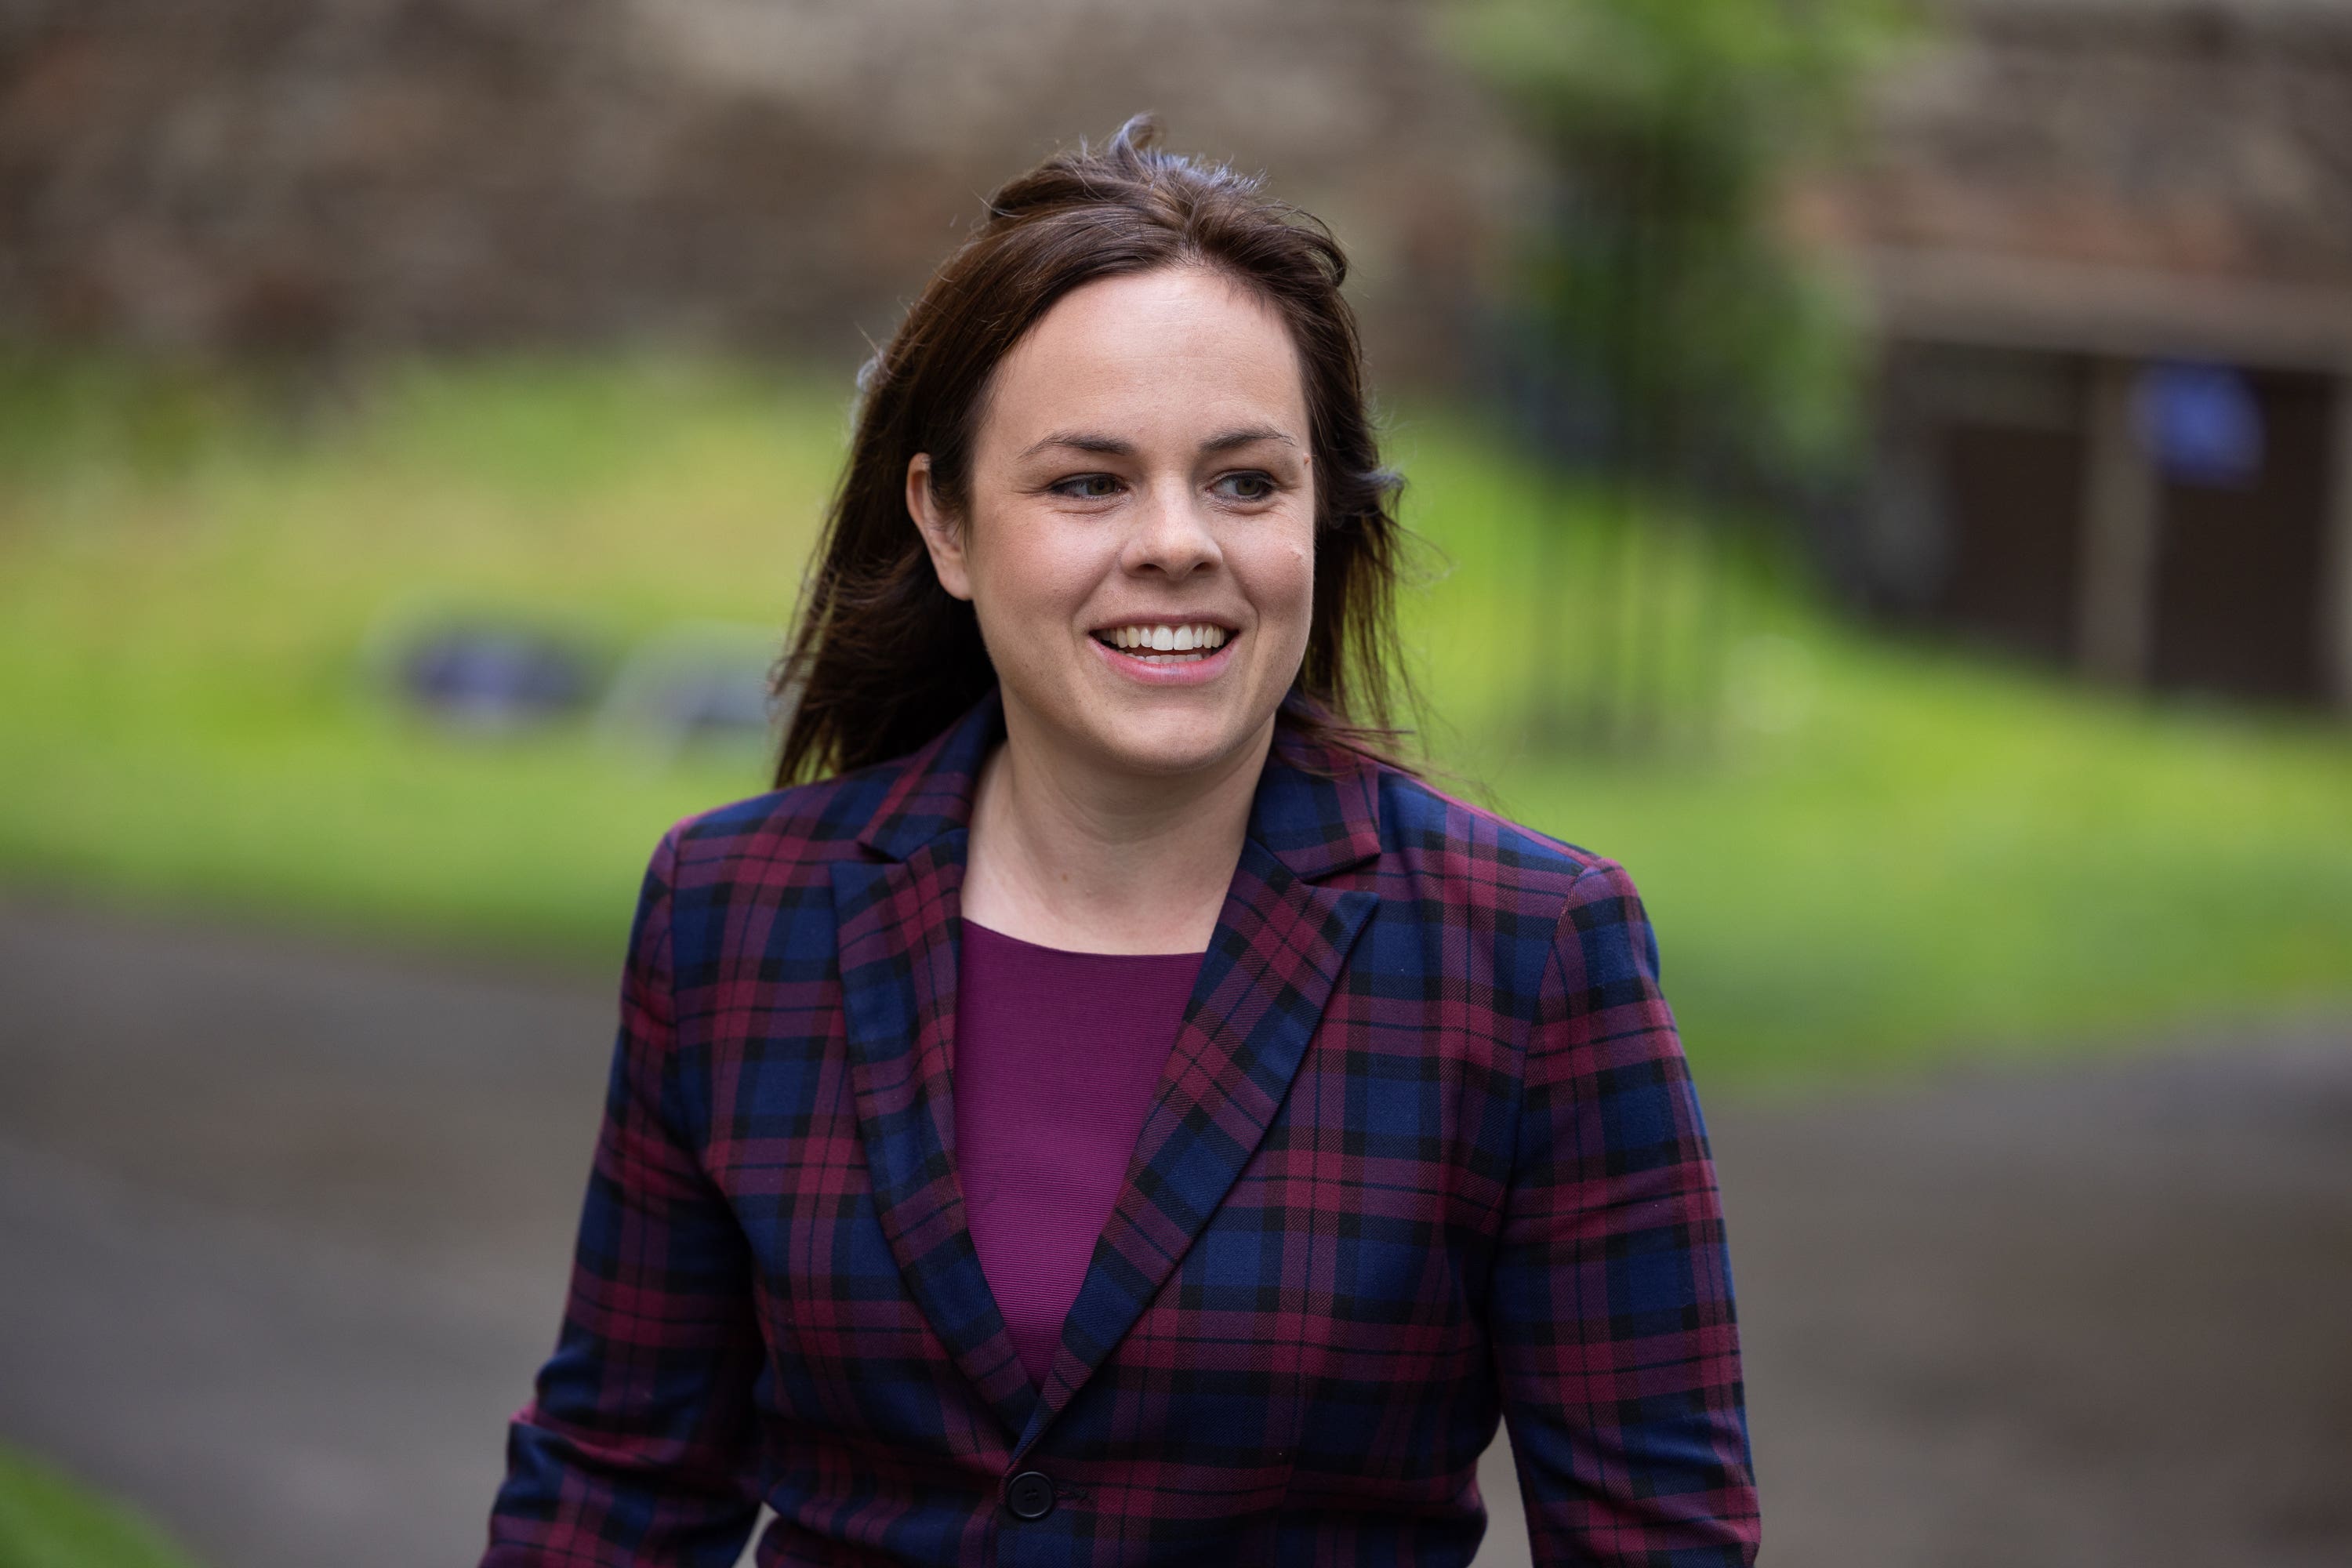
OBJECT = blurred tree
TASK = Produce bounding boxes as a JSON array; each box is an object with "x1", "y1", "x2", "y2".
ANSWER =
[{"x1": 1443, "y1": 0, "x2": 1913, "y2": 746}]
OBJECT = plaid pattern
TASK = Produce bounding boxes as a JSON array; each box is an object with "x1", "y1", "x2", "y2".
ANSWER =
[{"x1": 485, "y1": 687, "x2": 1759, "y2": 1566}]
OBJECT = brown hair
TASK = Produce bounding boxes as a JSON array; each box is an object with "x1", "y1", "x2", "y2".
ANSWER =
[{"x1": 771, "y1": 112, "x2": 1419, "y2": 786}]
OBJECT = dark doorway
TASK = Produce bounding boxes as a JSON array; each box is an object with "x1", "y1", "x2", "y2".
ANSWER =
[
  {"x1": 2149, "y1": 368, "x2": 2336, "y2": 703},
  {"x1": 1875, "y1": 343, "x2": 2094, "y2": 666},
  {"x1": 1935, "y1": 419, "x2": 2089, "y2": 664}
]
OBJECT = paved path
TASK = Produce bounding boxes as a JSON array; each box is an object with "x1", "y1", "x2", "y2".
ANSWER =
[{"x1": 3, "y1": 895, "x2": 2348, "y2": 1567}]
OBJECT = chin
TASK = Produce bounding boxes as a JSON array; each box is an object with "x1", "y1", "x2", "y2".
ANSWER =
[{"x1": 1087, "y1": 709, "x2": 1265, "y2": 779}]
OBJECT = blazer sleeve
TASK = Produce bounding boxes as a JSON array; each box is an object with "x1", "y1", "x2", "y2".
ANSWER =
[
  {"x1": 482, "y1": 825, "x2": 767, "y2": 1567},
  {"x1": 1488, "y1": 857, "x2": 1761, "y2": 1566}
]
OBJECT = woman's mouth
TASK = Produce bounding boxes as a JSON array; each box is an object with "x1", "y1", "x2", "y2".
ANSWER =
[{"x1": 1088, "y1": 622, "x2": 1236, "y2": 666}]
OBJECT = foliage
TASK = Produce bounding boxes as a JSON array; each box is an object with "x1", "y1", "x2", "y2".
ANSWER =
[
  {"x1": 1442, "y1": 0, "x2": 1915, "y2": 482},
  {"x1": 0, "y1": 1446, "x2": 206, "y2": 1568}
]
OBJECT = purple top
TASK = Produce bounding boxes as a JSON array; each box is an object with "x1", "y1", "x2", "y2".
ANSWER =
[{"x1": 953, "y1": 919, "x2": 1205, "y2": 1390}]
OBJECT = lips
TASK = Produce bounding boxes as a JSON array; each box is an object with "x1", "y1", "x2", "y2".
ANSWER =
[
  {"x1": 1089, "y1": 621, "x2": 1236, "y2": 656},
  {"x1": 1086, "y1": 619, "x2": 1242, "y2": 684}
]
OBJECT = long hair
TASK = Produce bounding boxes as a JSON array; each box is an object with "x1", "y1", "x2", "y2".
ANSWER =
[{"x1": 771, "y1": 113, "x2": 1419, "y2": 786}]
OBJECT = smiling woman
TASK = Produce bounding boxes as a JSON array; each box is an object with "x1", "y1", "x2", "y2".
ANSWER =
[
  {"x1": 901, "y1": 264, "x2": 1322, "y2": 953},
  {"x1": 769, "y1": 121, "x2": 1414, "y2": 803},
  {"x1": 481, "y1": 114, "x2": 1760, "y2": 1566}
]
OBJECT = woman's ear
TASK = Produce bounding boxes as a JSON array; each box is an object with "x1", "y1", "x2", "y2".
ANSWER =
[{"x1": 906, "y1": 454, "x2": 974, "y2": 602}]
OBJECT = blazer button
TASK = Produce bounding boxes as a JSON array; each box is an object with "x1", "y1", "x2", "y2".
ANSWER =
[{"x1": 1005, "y1": 1469, "x2": 1056, "y2": 1521}]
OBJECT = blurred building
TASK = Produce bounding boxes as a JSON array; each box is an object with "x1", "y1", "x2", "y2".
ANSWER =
[
  {"x1": 0, "y1": 0, "x2": 1530, "y2": 387},
  {"x1": 1798, "y1": 0, "x2": 2352, "y2": 712},
  {"x1": 14, "y1": 0, "x2": 2352, "y2": 717}
]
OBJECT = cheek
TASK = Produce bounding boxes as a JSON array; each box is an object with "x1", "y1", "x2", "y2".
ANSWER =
[
  {"x1": 971, "y1": 521, "x2": 1097, "y2": 612},
  {"x1": 1249, "y1": 524, "x2": 1317, "y2": 632}
]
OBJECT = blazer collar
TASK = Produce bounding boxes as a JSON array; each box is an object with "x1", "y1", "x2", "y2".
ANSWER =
[
  {"x1": 854, "y1": 684, "x2": 1385, "y2": 880},
  {"x1": 830, "y1": 684, "x2": 1385, "y2": 1448}
]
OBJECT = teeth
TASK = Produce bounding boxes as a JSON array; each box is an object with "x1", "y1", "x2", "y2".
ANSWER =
[{"x1": 1104, "y1": 623, "x2": 1229, "y2": 654}]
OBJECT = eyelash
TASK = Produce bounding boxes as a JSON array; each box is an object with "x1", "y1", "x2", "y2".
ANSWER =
[{"x1": 1049, "y1": 472, "x2": 1279, "y2": 503}]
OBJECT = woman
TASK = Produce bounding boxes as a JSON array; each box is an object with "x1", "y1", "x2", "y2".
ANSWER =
[{"x1": 483, "y1": 116, "x2": 1759, "y2": 1566}]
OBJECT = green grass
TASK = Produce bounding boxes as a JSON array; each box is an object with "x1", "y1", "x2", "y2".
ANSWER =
[
  {"x1": 0, "y1": 1446, "x2": 205, "y2": 1568},
  {"x1": 3, "y1": 350, "x2": 2348, "y2": 1087},
  {"x1": 0, "y1": 353, "x2": 837, "y2": 966}
]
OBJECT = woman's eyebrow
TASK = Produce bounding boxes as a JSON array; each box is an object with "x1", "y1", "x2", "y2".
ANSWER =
[
  {"x1": 1017, "y1": 425, "x2": 1298, "y2": 461},
  {"x1": 1200, "y1": 425, "x2": 1298, "y2": 455}
]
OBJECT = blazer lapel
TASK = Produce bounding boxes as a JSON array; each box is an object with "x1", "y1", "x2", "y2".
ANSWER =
[
  {"x1": 1014, "y1": 723, "x2": 1383, "y2": 1457},
  {"x1": 829, "y1": 691, "x2": 1037, "y2": 1441},
  {"x1": 826, "y1": 687, "x2": 1388, "y2": 1457}
]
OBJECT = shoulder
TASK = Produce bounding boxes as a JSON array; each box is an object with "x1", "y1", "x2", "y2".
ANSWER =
[
  {"x1": 1352, "y1": 769, "x2": 1683, "y2": 1092},
  {"x1": 640, "y1": 753, "x2": 917, "y2": 923},
  {"x1": 1326, "y1": 757, "x2": 1659, "y2": 1017},
  {"x1": 1359, "y1": 761, "x2": 1670, "y2": 1003},
  {"x1": 1364, "y1": 760, "x2": 1621, "y2": 916},
  {"x1": 630, "y1": 757, "x2": 926, "y2": 973},
  {"x1": 673, "y1": 767, "x2": 893, "y2": 866}
]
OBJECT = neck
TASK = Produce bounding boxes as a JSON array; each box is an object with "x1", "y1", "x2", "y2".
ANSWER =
[{"x1": 961, "y1": 707, "x2": 1274, "y2": 955}]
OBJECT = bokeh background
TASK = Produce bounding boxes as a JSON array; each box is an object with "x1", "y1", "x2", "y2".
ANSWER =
[{"x1": 2, "y1": 1, "x2": 2349, "y2": 1564}]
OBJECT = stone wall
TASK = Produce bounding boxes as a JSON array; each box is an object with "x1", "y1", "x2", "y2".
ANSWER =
[
  {"x1": 1798, "y1": 0, "x2": 2352, "y2": 294},
  {"x1": 0, "y1": 0, "x2": 1539, "y2": 386}
]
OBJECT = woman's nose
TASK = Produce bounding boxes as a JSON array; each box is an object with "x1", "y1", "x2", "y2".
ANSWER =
[{"x1": 1121, "y1": 481, "x2": 1223, "y2": 578}]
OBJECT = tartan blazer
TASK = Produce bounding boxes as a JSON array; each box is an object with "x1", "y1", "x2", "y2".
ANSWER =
[{"x1": 483, "y1": 685, "x2": 1759, "y2": 1567}]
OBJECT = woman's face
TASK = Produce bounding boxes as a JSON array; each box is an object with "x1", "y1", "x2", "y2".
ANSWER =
[{"x1": 908, "y1": 263, "x2": 1316, "y2": 784}]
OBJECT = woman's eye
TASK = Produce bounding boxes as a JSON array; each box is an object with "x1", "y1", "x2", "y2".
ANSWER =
[
  {"x1": 1219, "y1": 473, "x2": 1276, "y2": 502},
  {"x1": 1052, "y1": 474, "x2": 1123, "y2": 499}
]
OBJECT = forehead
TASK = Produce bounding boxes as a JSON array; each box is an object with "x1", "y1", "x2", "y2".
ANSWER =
[{"x1": 978, "y1": 265, "x2": 1307, "y2": 452}]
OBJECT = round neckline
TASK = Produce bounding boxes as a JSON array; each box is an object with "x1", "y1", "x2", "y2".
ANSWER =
[{"x1": 962, "y1": 916, "x2": 1207, "y2": 962}]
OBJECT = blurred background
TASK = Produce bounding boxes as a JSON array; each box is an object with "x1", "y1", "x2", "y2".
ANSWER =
[{"x1": 2, "y1": 0, "x2": 2348, "y2": 1563}]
